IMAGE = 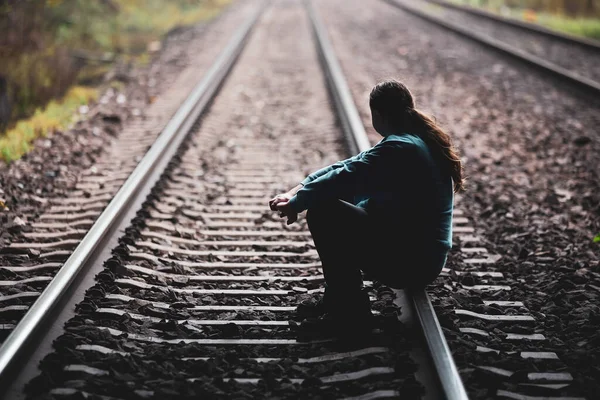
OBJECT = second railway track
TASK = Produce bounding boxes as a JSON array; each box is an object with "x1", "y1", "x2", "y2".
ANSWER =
[{"x1": 383, "y1": 0, "x2": 600, "y2": 96}]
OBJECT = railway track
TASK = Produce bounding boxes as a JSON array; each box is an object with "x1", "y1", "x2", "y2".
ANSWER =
[
  {"x1": 425, "y1": 0, "x2": 600, "y2": 51},
  {"x1": 0, "y1": 0, "x2": 589, "y2": 399},
  {"x1": 382, "y1": 0, "x2": 600, "y2": 96},
  {"x1": 0, "y1": 0, "x2": 466, "y2": 399},
  {"x1": 0, "y1": 0, "x2": 258, "y2": 343}
]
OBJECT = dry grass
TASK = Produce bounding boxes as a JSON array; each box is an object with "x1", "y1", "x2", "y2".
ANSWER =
[
  {"x1": 449, "y1": 0, "x2": 600, "y2": 39},
  {"x1": 0, "y1": 86, "x2": 97, "y2": 163}
]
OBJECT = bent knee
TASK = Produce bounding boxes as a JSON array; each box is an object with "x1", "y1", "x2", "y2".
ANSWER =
[
  {"x1": 367, "y1": 254, "x2": 446, "y2": 290},
  {"x1": 306, "y1": 198, "x2": 343, "y2": 224}
]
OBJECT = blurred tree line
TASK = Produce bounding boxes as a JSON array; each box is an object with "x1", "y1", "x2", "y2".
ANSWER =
[
  {"x1": 0, "y1": 0, "x2": 226, "y2": 134},
  {"x1": 472, "y1": 0, "x2": 600, "y2": 17}
]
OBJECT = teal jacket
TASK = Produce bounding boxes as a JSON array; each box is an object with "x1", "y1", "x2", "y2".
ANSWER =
[{"x1": 289, "y1": 133, "x2": 454, "y2": 252}]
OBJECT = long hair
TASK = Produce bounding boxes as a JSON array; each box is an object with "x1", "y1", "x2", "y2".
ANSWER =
[{"x1": 369, "y1": 79, "x2": 465, "y2": 192}]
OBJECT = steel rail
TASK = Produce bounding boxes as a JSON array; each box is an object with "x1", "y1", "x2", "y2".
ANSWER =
[
  {"x1": 426, "y1": 0, "x2": 600, "y2": 51},
  {"x1": 0, "y1": 1, "x2": 265, "y2": 388},
  {"x1": 382, "y1": 0, "x2": 600, "y2": 97},
  {"x1": 304, "y1": 1, "x2": 469, "y2": 399},
  {"x1": 303, "y1": 0, "x2": 370, "y2": 155}
]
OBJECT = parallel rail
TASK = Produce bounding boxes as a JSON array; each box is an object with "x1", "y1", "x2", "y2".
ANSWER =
[
  {"x1": 382, "y1": 0, "x2": 600, "y2": 97},
  {"x1": 307, "y1": 1, "x2": 468, "y2": 399}
]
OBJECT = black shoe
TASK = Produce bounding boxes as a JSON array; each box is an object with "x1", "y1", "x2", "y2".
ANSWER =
[
  {"x1": 293, "y1": 313, "x2": 334, "y2": 342},
  {"x1": 295, "y1": 296, "x2": 328, "y2": 319},
  {"x1": 296, "y1": 309, "x2": 375, "y2": 342},
  {"x1": 295, "y1": 287, "x2": 373, "y2": 325}
]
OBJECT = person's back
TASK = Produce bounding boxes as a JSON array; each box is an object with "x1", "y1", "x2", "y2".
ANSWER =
[{"x1": 356, "y1": 133, "x2": 454, "y2": 255}]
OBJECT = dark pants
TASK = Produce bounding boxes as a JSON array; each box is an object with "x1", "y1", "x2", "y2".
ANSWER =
[{"x1": 306, "y1": 199, "x2": 446, "y2": 314}]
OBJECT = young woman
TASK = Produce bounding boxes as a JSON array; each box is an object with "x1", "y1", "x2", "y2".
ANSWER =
[{"x1": 269, "y1": 79, "x2": 464, "y2": 337}]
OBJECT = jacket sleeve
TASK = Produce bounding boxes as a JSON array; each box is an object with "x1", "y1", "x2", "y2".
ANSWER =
[
  {"x1": 300, "y1": 153, "x2": 362, "y2": 186},
  {"x1": 289, "y1": 142, "x2": 404, "y2": 213}
]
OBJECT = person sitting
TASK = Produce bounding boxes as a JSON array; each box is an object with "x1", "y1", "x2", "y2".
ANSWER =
[{"x1": 269, "y1": 79, "x2": 465, "y2": 338}]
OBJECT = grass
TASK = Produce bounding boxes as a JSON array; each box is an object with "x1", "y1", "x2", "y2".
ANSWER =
[
  {"x1": 0, "y1": 86, "x2": 97, "y2": 163},
  {"x1": 52, "y1": 0, "x2": 232, "y2": 55},
  {"x1": 538, "y1": 15, "x2": 600, "y2": 39},
  {"x1": 447, "y1": 0, "x2": 600, "y2": 40}
]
